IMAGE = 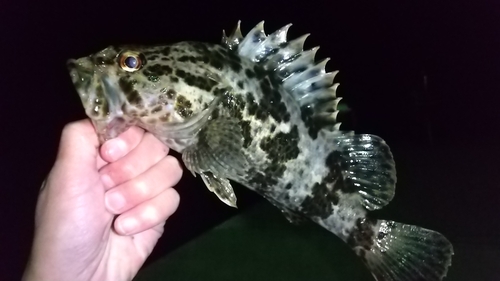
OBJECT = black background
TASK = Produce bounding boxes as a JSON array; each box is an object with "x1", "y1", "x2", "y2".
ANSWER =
[{"x1": 2, "y1": 0, "x2": 500, "y2": 280}]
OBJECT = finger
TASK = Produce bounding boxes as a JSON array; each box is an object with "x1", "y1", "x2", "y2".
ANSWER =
[
  {"x1": 100, "y1": 126, "x2": 145, "y2": 163},
  {"x1": 56, "y1": 119, "x2": 99, "y2": 167},
  {"x1": 114, "y1": 187, "x2": 180, "y2": 235},
  {"x1": 100, "y1": 133, "x2": 170, "y2": 189},
  {"x1": 51, "y1": 120, "x2": 106, "y2": 194},
  {"x1": 104, "y1": 156, "x2": 183, "y2": 214}
]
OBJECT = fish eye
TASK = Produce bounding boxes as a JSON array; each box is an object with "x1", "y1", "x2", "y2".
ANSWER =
[{"x1": 118, "y1": 51, "x2": 144, "y2": 72}]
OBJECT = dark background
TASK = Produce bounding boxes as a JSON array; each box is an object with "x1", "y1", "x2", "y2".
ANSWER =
[{"x1": 2, "y1": 0, "x2": 500, "y2": 280}]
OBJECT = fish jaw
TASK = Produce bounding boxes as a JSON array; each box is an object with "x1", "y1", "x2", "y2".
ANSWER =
[{"x1": 67, "y1": 57, "x2": 129, "y2": 143}]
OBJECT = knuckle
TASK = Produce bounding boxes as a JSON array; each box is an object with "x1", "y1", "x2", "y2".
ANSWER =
[
  {"x1": 118, "y1": 162, "x2": 137, "y2": 178},
  {"x1": 133, "y1": 180, "x2": 152, "y2": 198},
  {"x1": 141, "y1": 204, "x2": 160, "y2": 224},
  {"x1": 61, "y1": 120, "x2": 86, "y2": 137},
  {"x1": 62, "y1": 121, "x2": 78, "y2": 133}
]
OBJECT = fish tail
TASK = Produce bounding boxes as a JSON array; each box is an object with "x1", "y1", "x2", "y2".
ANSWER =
[{"x1": 349, "y1": 218, "x2": 454, "y2": 281}]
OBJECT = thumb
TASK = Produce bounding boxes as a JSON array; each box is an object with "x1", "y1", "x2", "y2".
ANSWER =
[
  {"x1": 55, "y1": 119, "x2": 101, "y2": 169},
  {"x1": 42, "y1": 119, "x2": 104, "y2": 199}
]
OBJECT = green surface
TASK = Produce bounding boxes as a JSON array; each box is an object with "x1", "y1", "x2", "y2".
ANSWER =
[
  {"x1": 134, "y1": 202, "x2": 373, "y2": 281},
  {"x1": 134, "y1": 202, "x2": 500, "y2": 281}
]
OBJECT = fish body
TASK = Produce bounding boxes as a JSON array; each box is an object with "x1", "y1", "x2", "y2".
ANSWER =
[{"x1": 68, "y1": 21, "x2": 453, "y2": 280}]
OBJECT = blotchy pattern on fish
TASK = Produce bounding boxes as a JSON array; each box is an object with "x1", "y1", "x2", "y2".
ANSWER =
[{"x1": 67, "y1": 21, "x2": 454, "y2": 281}]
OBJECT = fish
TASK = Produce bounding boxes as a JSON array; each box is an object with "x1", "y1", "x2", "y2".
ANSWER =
[{"x1": 67, "y1": 21, "x2": 454, "y2": 281}]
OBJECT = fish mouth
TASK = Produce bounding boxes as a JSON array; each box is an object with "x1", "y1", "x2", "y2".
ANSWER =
[
  {"x1": 67, "y1": 57, "x2": 119, "y2": 113},
  {"x1": 67, "y1": 57, "x2": 129, "y2": 143}
]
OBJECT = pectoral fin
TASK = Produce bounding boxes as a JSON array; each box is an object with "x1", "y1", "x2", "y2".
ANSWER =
[{"x1": 182, "y1": 117, "x2": 249, "y2": 208}]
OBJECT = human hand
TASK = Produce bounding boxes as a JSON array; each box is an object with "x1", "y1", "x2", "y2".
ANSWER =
[{"x1": 23, "y1": 119, "x2": 182, "y2": 281}]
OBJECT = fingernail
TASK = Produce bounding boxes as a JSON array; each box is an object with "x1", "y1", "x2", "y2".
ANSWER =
[
  {"x1": 105, "y1": 191, "x2": 125, "y2": 213},
  {"x1": 118, "y1": 217, "x2": 138, "y2": 234},
  {"x1": 106, "y1": 139, "x2": 127, "y2": 161}
]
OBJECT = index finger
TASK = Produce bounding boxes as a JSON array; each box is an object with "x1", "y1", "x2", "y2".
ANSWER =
[{"x1": 99, "y1": 126, "x2": 146, "y2": 164}]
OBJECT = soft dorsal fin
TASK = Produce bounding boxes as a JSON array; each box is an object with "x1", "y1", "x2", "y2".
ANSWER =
[{"x1": 222, "y1": 21, "x2": 342, "y2": 135}]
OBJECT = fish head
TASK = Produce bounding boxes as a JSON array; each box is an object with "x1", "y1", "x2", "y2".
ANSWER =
[{"x1": 67, "y1": 43, "x2": 224, "y2": 149}]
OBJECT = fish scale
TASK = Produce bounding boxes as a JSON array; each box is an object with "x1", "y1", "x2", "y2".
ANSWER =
[{"x1": 67, "y1": 20, "x2": 454, "y2": 281}]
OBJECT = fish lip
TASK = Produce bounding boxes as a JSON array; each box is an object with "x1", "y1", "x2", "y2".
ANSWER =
[
  {"x1": 67, "y1": 58, "x2": 91, "y2": 72},
  {"x1": 67, "y1": 59, "x2": 81, "y2": 84},
  {"x1": 67, "y1": 57, "x2": 94, "y2": 76},
  {"x1": 66, "y1": 59, "x2": 77, "y2": 70},
  {"x1": 67, "y1": 57, "x2": 95, "y2": 91}
]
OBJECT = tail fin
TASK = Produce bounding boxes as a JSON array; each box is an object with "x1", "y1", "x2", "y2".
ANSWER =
[{"x1": 351, "y1": 219, "x2": 454, "y2": 281}]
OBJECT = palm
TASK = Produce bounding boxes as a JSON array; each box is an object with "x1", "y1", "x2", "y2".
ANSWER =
[
  {"x1": 65, "y1": 165, "x2": 163, "y2": 280},
  {"x1": 92, "y1": 152, "x2": 164, "y2": 279},
  {"x1": 24, "y1": 120, "x2": 181, "y2": 281}
]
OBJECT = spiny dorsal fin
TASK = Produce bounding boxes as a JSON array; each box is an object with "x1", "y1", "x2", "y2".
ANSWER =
[
  {"x1": 222, "y1": 21, "x2": 342, "y2": 135},
  {"x1": 222, "y1": 20, "x2": 243, "y2": 51}
]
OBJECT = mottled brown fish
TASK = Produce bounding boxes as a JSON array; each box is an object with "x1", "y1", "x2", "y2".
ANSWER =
[{"x1": 67, "y1": 21, "x2": 454, "y2": 280}]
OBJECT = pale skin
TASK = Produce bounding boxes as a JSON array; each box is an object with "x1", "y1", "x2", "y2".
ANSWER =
[{"x1": 22, "y1": 119, "x2": 183, "y2": 281}]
